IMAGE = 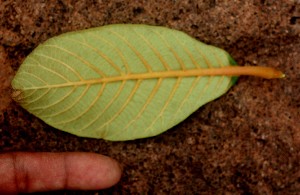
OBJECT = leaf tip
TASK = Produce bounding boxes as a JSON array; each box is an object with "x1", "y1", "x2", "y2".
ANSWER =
[{"x1": 11, "y1": 89, "x2": 24, "y2": 102}]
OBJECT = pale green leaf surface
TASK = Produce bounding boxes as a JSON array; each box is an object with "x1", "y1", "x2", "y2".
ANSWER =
[{"x1": 12, "y1": 24, "x2": 237, "y2": 141}]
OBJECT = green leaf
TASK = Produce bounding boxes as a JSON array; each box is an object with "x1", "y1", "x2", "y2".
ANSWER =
[{"x1": 11, "y1": 24, "x2": 283, "y2": 141}]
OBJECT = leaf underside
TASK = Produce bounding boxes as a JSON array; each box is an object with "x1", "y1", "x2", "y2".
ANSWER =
[{"x1": 12, "y1": 24, "x2": 237, "y2": 141}]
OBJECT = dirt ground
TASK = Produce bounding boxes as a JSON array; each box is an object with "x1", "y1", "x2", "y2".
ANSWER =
[{"x1": 0, "y1": 0, "x2": 299, "y2": 194}]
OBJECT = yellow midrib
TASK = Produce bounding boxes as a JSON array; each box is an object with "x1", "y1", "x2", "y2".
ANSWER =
[{"x1": 21, "y1": 66, "x2": 284, "y2": 90}]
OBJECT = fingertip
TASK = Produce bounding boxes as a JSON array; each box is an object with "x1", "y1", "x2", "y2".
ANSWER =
[
  {"x1": 90, "y1": 153, "x2": 122, "y2": 189},
  {"x1": 64, "y1": 152, "x2": 122, "y2": 190},
  {"x1": 105, "y1": 156, "x2": 122, "y2": 187}
]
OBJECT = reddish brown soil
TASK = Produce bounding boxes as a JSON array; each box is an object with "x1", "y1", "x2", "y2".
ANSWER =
[{"x1": 1, "y1": 0, "x2": 299, "y2": 194}]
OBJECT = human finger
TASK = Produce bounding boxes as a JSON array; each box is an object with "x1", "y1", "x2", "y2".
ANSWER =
[{"x1": 0, "y1": 152, "x2": 122, "y2": 194}]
